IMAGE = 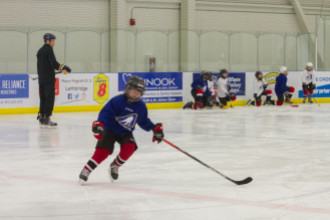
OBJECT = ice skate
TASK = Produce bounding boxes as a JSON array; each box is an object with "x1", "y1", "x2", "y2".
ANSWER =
[
  {"x1": 37, "y1": 113, "x2": 45, "y2": 126},
  {"x1": 108, "y1": 161, "x2": 119, "y2": 183},
  {"x1": 302, "y1": 97, "x2": 307, "y2": 104},
  {"x1": 182, "y1": 101, "x2": 193, "y2": 109},
  {"x1": 308, "y1": 96, "x2": 313, "y2": 104},
  {"x1": 44, "y1": 116, "x2": 57, "y2": 127},
  {"x1": 79, "y1": 167, "x2": 91, "y2": 185}
]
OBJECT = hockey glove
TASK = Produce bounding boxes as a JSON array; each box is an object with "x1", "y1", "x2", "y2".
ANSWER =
[
  {"x1": 152, "y1": 123, "x2": 164, "y2": 143},
  {"x1": 59, "y1": 64, "x2": 71, "y2": 75},
  {"x1": 312, "y1": 84, "x2": 316, "y2": 90},
  {"x1": 92, "y1": 121, "x2": 104, "y2": 140}
]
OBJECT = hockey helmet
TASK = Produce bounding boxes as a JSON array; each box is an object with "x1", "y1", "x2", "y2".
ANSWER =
[
  {"x1": 255, "y1": 71, "x2": 263, "y2": 80},
  {"x1": 306, "y1": 62, "x2": 313, "y2": 67},
  {"x1": 43, "y1": 33, "x2": 56, "y2": 42},
  {"x1": 125, "y1": 75, "x2": 145, "y2": 100},
  {"x1": 280, "y1": 66, "x2": 288, "y2": 74},
  {"x1": 219, "y1": 69, "x2": 228, "y2": 78}
]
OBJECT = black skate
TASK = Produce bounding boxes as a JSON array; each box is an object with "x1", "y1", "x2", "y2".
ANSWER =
[
  {"x1": 302, "y1": 97, "x2": 307, "y2": 104},
  {"x1": 182, "y1": 101, "x2": 193, "y2": 109},
  {"x1": 44, "y1": 116, "x2": 57, "y2": 127},
  {"x1": 37, "y1": 113, "x2": 45, "y2": 125},
  {"x1": 79, "y1": 167, "x2": 91, "y2": 185},
  {"x1": 308, "y1": 97, "x2": 313, "y2": 104},
  {"x1": 108, "y1": 161, "x2": 119, "y2": 182}
]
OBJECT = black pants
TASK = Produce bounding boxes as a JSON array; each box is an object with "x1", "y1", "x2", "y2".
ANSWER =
[
  {"x1": 218, "y1": 96, "x2": 231, "y2": 106},
  {"x1": 96, "y1": 130, "x2": 138, "y2": 153},
  {"x1": 39, "y1": 82, "x2": 55, "y2": 117},
  {"x1": 191, "y1": 89, "x2": 210, "y2": 106}
]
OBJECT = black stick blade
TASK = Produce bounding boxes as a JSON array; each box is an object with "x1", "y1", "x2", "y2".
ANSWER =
[{"x1": 234, "y1": 177, "x2": 253, "y2": 185}]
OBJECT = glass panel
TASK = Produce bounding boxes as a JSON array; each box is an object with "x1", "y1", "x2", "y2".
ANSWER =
[
  {"x1": 230, "y1": 33, "x2": 257, "y2": 71},
  {"x1": 258, "y1": 34, "x2": 284, "y2": 71},
  {"x1": 285, "y1": 35, "x2": 297, "y2": 71},
  {"x1": 200, "y1": 31, "x2": 229, "y2": 71},
  {"x1": 0, "y1": 31, "x2": 27, "y2": 73},
  {"x1": 297, "y1": 34, "x2": 316, "y2": 71},
  {"x1": 136, "y1": 31, "x2": 168, "y2": 72}
]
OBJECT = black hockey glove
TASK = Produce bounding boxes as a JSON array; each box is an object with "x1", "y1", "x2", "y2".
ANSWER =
[
  {"x1": 60, "y1": 64, "x2": 71, "y2": 75},
  {"x1": 152, "y1": 123, "x2": 164, "y2": 143},
  {"x1": 263, "y1": 84, "x2": 268, "y2": 90},
  {"x1": 92, "y1": 121, "x2": 104, "y2": 140},
  {"x1": 312, "y1": 84, "x2": 316, "y2": 90}
]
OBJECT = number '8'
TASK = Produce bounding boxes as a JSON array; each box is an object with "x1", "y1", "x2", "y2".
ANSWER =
[{"x1": 98, "y1": 83, "x2": 107, "y2": 97}]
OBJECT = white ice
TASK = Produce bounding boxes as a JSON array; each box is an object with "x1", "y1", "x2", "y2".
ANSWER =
[{"x1": 0, "y1": 105, "x2": 330, "y2": 220}]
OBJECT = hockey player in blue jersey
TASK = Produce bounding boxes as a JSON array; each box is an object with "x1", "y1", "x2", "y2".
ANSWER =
[
  {"x1": 183, "y1": 71, "x2": 213, "y2": 109},
  {"x1": 79, "y1": 76, "x2": 164, "y2": 184},
  {"x1": 275, "y1": 66, "x2": 295, "y2": 106}
]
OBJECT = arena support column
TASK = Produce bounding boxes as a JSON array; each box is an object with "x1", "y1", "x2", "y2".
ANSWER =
[
  {"x1": 180, "y1": 0, "x2": 198, "y2": 71},
  {"x1": 110, "y1": 0, "x2": 127, "y2": 72}
]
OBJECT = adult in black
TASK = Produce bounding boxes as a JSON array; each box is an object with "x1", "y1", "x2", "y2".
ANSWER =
[{"x1": 37, "y1": 33, "x2": 71, "y2": 126}]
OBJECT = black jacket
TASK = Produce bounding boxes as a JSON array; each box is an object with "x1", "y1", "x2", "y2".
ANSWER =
[{"x1": 37, "y1": 44, "x2": 60, "y2": 84}]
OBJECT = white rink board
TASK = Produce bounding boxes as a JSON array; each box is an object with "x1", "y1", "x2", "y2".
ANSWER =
[{"x1": 2, "y1": 71, "x2": 330, "y2": 110}]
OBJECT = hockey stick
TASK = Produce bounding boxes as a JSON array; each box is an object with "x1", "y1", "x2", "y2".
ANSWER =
[
  {"x1": 163, "y1": 139, "x2": 253, "y2": 185},
  {"x1": 313, "y1": 97, "x2": 320, "y2": 107},
  {"x1": 246, "y1": 99, "x2": 253, "y2": 106},
  {"x1": 229, "y1": 100, "x2": 234, "y2": 108},
  {"x1": 28, "y1": 71, "x2": 62, "y2": 80}
]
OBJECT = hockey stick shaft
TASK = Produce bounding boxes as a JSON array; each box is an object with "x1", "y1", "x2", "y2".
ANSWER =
[
  {"x1": 28, "y1": 71, "x2": 62, "y2": 80},
  {"x1": 313, "y1": 97, "x2": 320, "y2": 106},
  {"x1": 162, "y1": 139, "x2": 252, "y2": 185}
]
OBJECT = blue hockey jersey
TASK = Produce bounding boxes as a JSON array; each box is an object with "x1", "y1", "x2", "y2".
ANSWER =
[
  {"x1": 97, "y1": 94, "x2": 155, "y2": 134},
  {"x1": 191, "y1": 77, "x2": 211, "y2": 96},
  {"x1": 275, "y1": 73, "x2": 287, "y2": 96}
]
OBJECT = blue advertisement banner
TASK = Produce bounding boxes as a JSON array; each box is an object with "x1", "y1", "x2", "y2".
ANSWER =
[
  {"x1": 0, "y1": 74, "x2": 29, "y2": 99},
  {"x1": 193, "y1": 72, "x2": 246, "y2": 96},
  {"x1": 118, "y1": 72, "x2": 183, "y2": 91},
  {"x1": 118, "y1": 72, "x2": 183, "y2": 103}
]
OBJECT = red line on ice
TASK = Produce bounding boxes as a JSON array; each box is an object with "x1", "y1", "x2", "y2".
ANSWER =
[{"x1": 1, "y1": 171, "x2": 329, "y2": 215}]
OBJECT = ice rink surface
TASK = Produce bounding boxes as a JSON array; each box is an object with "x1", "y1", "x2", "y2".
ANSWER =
[{"x1": 1, "y1": 105, "x2": 330, "y2": 220}]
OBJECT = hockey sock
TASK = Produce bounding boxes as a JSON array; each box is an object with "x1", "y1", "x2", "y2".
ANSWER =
[
  {"x1": 114, "y1": 142, "x2": 136, "y2": 167},
  {"x1": 276, "y1": 101, "x2": 283, "y2": 106},
  {"x1": 309, "y1": 90, "x2": 314, "y2": 95},
  {"x1": 84, "y1": 148, "x2": 110, "y2": 172},
  {"x1": 303, "y1": 90, "x2": 308, "y2": 96},
  {"x1": 256, "y1": 102, "x2": 261, "y2": 107}
]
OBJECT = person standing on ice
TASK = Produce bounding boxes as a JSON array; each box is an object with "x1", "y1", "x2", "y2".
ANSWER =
[
  {"x1": 216, "y1": 69, "x2": 236, "y2": 109},
  {"x1": 302, "y1": 62, "x2": 316, "y2": 104},
  {"x1": 79, "y1": 76, "x2": 164, "y2": 184},
  {"x1": 275, "y1": 66, "x2": 295, "y2": 106},
  {"x1": 36, "y1": 33, "x2": 71, "y2": 126}
]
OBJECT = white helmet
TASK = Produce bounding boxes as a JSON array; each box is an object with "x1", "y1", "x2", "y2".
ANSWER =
[
  {"x1": 280, "y1": 66, "x2": 288, "y2": 73},
  {"x1": 306, "y1": 62, "x2": 313, "y2": 67}
]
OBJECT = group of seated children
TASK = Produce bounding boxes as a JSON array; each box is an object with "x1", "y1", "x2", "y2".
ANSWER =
[{"x1": 183, "y1": 62, "x2": 316, "y2": 109}]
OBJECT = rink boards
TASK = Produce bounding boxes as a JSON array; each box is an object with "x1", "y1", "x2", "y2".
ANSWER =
[{"x1": 1, "y1": 71, "x2": 330, "y2": 114}]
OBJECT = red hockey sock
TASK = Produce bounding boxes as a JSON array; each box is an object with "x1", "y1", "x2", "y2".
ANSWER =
[
  {"x1": 114, "y1": 142, "x2": 136, "y2": 167},
  {"x1": 276, "y1": 101, "x2": 283, "y2": 106},
  {"x1": 303, "y1": 90, "x2": 308, "y2": 96},
  {"x1": 84, "y1": 148, "x2": 110, "y2": 171},
  {"x1": 256, "y1": 102, "x2": 261, "y2": 107},
  {"x1": 309, "y1": 90, "x2": 313, "y2": 95}
]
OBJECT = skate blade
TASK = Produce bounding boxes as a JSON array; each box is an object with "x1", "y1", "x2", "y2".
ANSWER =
[{"x1": 78, "y1": 179, "x2": 86, "y2": 185}]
